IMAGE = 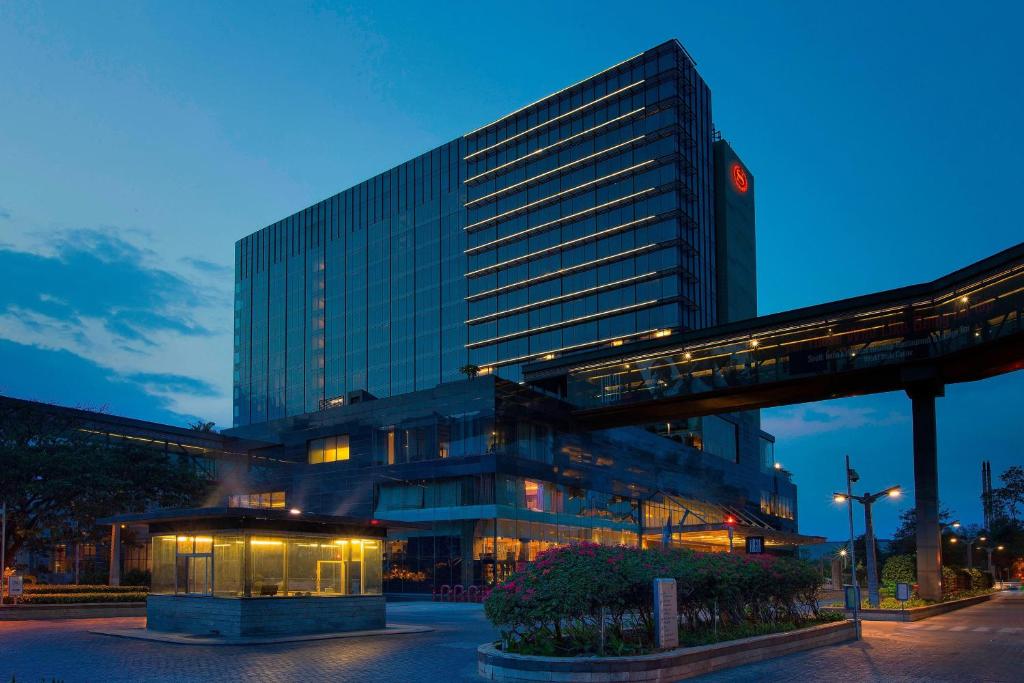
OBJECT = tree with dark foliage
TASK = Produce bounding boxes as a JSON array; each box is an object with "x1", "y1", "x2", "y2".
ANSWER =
[{"x1": 0, "y1": 401, "x2": 209, "y2": 569}]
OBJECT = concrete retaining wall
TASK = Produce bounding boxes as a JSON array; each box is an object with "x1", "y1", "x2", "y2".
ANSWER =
[
  {"x1": 478, "y1": 620, "x2": 856, "y2": 682},
  {"x1": 0, "y1": 603, "x2": 147, "y2": 620},
  {"x1": 147, "y1": 594, "x2": 385, "y2": 637},
  {"x1": 847, "y1": 592, "x2": 993, "y2": 622}
]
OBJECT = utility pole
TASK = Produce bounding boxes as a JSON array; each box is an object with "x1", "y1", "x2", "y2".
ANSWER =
[{"x1": 844, "y1": 456, "x2": 859, "y2": 629}]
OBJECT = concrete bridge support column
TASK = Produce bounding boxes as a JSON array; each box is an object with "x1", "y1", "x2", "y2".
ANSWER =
[{"x1": 907, "y1": 383, "x2": 944, "y2": 601}]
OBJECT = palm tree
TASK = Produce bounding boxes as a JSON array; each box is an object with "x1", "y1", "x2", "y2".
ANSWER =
[{"x1": 459, "y1": 364, "x2": 480, "y2": 379}]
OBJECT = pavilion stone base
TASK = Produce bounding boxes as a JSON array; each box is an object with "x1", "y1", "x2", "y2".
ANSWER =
[{"x1": 147, "y1": 594, "x2": 386, "y2": 637}]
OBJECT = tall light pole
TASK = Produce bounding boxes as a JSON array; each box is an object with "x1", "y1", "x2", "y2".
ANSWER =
[
  {"x1": 838, "y1": 456, "x2": 860, "y2": 629},
  {"x1": 835, "y1": 477, "x2": 901, "y2": 608}
]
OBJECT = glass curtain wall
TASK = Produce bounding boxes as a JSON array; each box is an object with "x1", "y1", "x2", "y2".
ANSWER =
[{"x1": 150, "y1": 533, "x2": 383, "y2": 597}]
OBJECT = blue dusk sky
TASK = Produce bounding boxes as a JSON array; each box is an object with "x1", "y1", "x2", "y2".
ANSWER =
[{"x1": 1, "y1": 1, "x2": 1021, "y2": 541}]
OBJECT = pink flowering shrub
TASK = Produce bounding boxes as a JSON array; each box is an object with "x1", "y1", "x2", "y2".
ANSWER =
[{"x1": 484, "y1": 543, "x2": 823, "y2": 656}]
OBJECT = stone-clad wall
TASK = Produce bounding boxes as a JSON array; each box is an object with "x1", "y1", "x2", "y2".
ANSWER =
[{"x1": 148, "y1": 595, "x2": 385, "y2": 637}]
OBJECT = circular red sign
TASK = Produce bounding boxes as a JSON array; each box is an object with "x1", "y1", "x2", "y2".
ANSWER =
[{"x1": 731, "y1": 163, "x2": 749, "y2": 193}]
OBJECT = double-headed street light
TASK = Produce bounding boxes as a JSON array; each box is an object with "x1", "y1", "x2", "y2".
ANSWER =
[
  {"x1": 947, "y1": 521, "x2": 988, "y2": 570},
  {"x1": 834, "y1": 483, "x2": 901, "y2": 608}
]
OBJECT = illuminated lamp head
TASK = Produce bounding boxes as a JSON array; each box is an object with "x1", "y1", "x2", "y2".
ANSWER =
[{"x1": 730, "y1": 162, "x2": 749, "y2": 194}]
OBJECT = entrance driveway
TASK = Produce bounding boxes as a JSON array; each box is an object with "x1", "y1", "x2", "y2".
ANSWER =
[
  {"x1": 0, "y1": 601, "x2": 496, "y2": 682},
  {"x1": 2, "y1": 593, "x2": 1021, "y2": 682}
]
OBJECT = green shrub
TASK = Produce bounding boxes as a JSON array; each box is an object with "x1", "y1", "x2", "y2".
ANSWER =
[
  {"x1": 941, "y1": 565, "x2": 959, "y2": 596},
  {"x1": 483, "y1": 543, "x2": 825, "y2": 656},
  {"x1": 121, "y1": 569, "x2": 152, "y2": 587},
  {"x1": 881, "y1": 554, "x2": 915, "y2": 586},
  {"x1": 20, "y1": 592, "x2": 148, "y2": 604},
  {"x1": 23, "y1": 584, "x2": 147, "y2": 594}
]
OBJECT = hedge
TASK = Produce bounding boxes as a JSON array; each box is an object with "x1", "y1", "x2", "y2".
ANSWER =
[
  {"x1": 881, "y1": 554, "x2": 915, "y2": 586},
  {"x1": 484, "y1": 543, "x2": 826, "y2": 656},
  {"x1": 19, "y1": 592, "x2": 148, "y2": 604},
  {"x1": 23, "y1": 584, "x2": 148, "y2": 594}
]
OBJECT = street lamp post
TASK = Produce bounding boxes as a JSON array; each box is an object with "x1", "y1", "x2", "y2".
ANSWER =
[
  {"x1": 948, "y1": 521, "x2": 987, "y2": 570},
  {"x1": 835, "y1": 473, "x2": 901, "y2": 608},
  {"x1": 980, "y1": 545, "x2": 1004, "y2": 580}
]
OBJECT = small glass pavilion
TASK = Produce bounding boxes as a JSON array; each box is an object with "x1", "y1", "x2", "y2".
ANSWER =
[{"x1": 105, "y1": 508, "x2": 395, "y2": 637}]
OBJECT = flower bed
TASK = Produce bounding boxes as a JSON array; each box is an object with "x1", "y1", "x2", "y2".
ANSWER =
[{"x1": 483, "y1": 543, "x2": 829, "y2": 657}]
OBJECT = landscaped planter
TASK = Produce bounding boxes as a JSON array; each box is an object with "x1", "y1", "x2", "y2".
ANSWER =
[
  {"x1": 844, "y1": 592, "x2": 993, "y2": 622},
  {"x1": 477, "y1": 620, "x2": 856, "y2": 682}
]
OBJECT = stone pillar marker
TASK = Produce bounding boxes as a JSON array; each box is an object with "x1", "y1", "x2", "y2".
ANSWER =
[
  {"x1": 653, "y1": 578, "x2": 678, "y2": 649},
  {"x1": 108, "y1": 524, "x2": 122, "y2": 586}
]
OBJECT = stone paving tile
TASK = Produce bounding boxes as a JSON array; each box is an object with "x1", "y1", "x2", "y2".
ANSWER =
[
  {"x1": 695, "y1": 592, "x2": 1024, "y2": 683},
  {"x1": 0, "y1": 602, "x2": 496, "y2": 683},
  {"x1": 1, "y1": 594, "x2": 1022, "y2": 682}
]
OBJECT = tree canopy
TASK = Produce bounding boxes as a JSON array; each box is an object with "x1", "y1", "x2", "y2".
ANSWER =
[{"x1": 0, "y1": 401, "x2": 210, "y2": 568}]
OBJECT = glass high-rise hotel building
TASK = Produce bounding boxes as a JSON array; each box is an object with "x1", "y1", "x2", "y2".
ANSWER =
[
  {"x1": 234, "y1": 40, "x2": 722, "y2": 426},
  {"x1": 224, "y1": 40, "x2": 811, "y2": 591}
]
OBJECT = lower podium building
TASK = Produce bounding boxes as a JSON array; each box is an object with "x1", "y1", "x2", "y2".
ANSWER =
[{"x1": 222, "y1": 375, "x2": 817, "y2": 594}]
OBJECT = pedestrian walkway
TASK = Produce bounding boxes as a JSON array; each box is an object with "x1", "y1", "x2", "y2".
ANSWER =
[{"x1": 696, "y1": 591, "x2": 1024, "y2": 682}]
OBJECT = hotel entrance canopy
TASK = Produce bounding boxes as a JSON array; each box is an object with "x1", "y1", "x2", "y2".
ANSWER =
[{"x1": 642, "y1": 494, "x2": 824, "y2": 552}]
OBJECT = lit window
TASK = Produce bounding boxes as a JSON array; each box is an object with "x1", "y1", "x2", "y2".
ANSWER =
[
  {"x1": 228, "y1": 491, "x2": 286, "y2": 510},
  {"x1": 309, "y1": 435, "x2": 350, "y2": 464}
]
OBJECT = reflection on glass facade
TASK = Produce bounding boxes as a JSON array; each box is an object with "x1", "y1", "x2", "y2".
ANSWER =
[
  {"x1": 234, "y1": 40, "x2": 720, "y2": 427},
  {"x1": 235, "y1": 141, "x2": 467, "y2": 426}
]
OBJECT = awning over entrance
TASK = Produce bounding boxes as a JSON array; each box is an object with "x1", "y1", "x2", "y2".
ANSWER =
[{"x1": 642, "y1": 493, "x2": 825, "y2": 552}]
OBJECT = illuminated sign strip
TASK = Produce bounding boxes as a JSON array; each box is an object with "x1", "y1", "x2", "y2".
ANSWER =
[
  {"x1": 466, "y1": 271, "x2": 661, "y2": 324},
  {"x1": 466, "y1": 243, "x2": 663, "y2": 301},
  {"x1": 465, "y1": 189, "x2": 656, "y2": 255},
  {"x1": 464, "y1": 81, "x2": 646, "y2": 161},
  {"x1": 466, "y1": 299, "x2": 660, "y2": 349},
  {"x1": 482, "y1": 328, "x2": 664, "y2": 369},
  {"x1": 465, "y1": 136, "x2": 647, "y2": 208},
  {"x1": 464, "y1": 108, "x2": 646, "y2": 185},
  {"x1": 463, "y1": 52, "x2": 644, "y2": 138},
  {"x1": 465, "y1": 215, "x2": 656, "y2": 278},
  {"x1": 465, "y1": 161, "x2": 656, "y2": 232}
]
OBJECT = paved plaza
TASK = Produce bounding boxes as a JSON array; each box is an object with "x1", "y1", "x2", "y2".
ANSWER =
[{"x1": 1, "y1": 593, "x2": 1022, "y2": 682}]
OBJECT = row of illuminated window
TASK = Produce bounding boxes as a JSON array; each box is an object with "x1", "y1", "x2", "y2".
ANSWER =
[
  {"x1": 467, "y1": 274, "x2": 681, "y2": 345},
  {"x1": 466, "y1": 169, "x2": 684, "y2": 258},
  {"x1": 468, "y1": 303, "x2": 679, "y2": 368},
  {"x1": 469, "y1": 242, "x2": 680, "y2": 306},
  {"x1": 228, "y1": 491, "x2": 287, "y2": 509},
  {"x1": 465, "y1": 48, "x2": 682, "y2": 160},
  {"x1": 300, "y1": 416, "x2": 499, "y2": 467},
  {"x1": 308, "y1": 435, "x2": 351, "y2": 463},
  {"x1": 466, "y1": 136, "x2": 679, "y2": 226},
  {"x1": 374, "y1": 473, "x2": 639, "y2": 524},
  {"x1": 760, "y1": 492, "x2": 794, "y2": 521},
  {"x1": 467, "y1": 214, "x2": 680, "y2": 286},
  {"x1": 466, "y1": 102, "x2": 680, "y2": 199}
]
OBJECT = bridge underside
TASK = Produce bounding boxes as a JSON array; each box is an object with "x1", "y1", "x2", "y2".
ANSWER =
[{"x1": 570, "y1": 332, "x2": 1024, "y2": 428}]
